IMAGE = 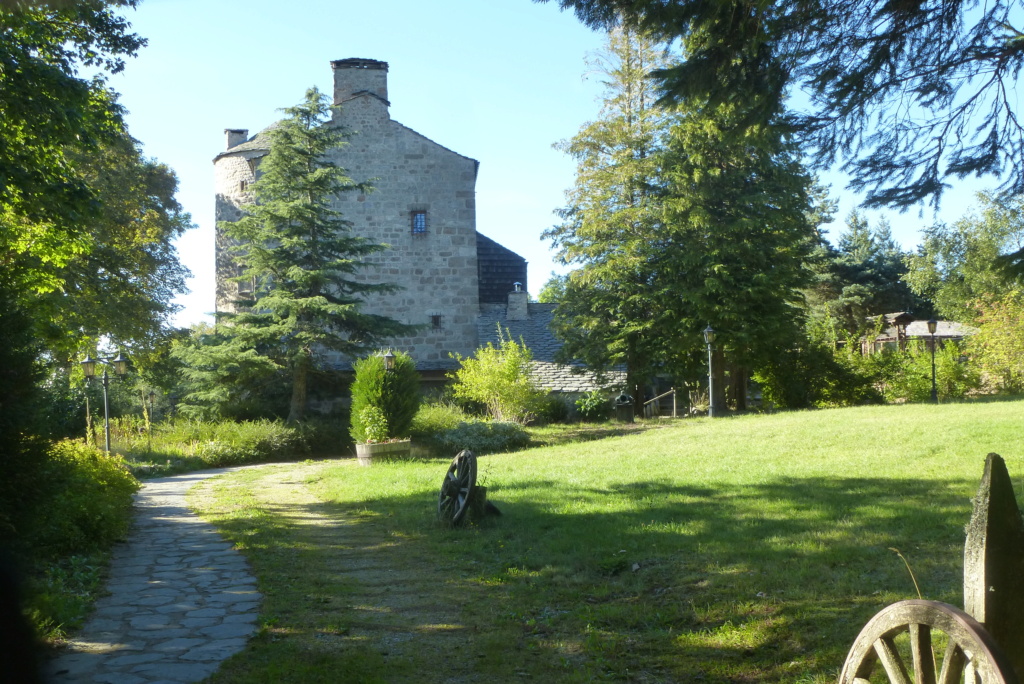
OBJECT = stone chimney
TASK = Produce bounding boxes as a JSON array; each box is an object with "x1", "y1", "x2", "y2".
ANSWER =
[
  {"x1": 507, "y1": 282, "x2": 528, "y2": 321},
  {"x1": 225, "y1": 129, "x2": 248, "y2": 150},
  {"x1": 331, "y1": 58, "x2": 389, "y2": 121}
]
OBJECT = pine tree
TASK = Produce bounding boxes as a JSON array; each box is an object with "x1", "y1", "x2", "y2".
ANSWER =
[
  {"x1": 656, "y1": 103, "x2": 815, "y2": 409},
  {"x1": 806, "y1": 211, "x2": 927, "y2": 341},
  {"x1": 221, "y1": 87, "x2": 415, "y2": 421},
  {"x1": 544, "y1": 26, "x2": 677, "y2": 407}
]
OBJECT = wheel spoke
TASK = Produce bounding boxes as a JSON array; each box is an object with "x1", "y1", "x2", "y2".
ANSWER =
[
  {"x1": 841, "y1": 601, "x2": 1013, "y2": 684},
  {"x1": 875, "y1": 635, "x2": 913, "y2": 684},
  {"x1": 910, "y1": 622, "x2": 937, "y2": 684},
  {"x1": 937, "y1": 640, "x2": 966, "y2": 684}
]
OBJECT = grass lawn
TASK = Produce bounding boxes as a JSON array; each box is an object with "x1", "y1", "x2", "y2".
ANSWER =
[{"x1": 188, "y1": 400, "x2": 1024, "y2": 683}]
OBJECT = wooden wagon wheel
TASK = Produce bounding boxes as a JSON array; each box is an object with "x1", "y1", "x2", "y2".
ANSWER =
[
  {"x1": 839, "y1": 600, "x2": 1017, "y2": 684},
  {"x1": 437, "y1": 450, "x2": 476, "y2": 526}
]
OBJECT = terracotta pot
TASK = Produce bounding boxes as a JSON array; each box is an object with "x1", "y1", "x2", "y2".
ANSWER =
[{"x1": 355, "y1": 439, "x2": 411, "y2": 466}]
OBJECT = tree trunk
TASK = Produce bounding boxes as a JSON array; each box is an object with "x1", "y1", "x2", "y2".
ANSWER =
[
  {"x1": 288, "y1": 353, "x2": 310, "y2": 422},
  {"x1": 732, "y1": 366, "x2": 748, "y2": 412},
  {"x1": 712, "y1": 348, "x2": 726, "y2": 413}
]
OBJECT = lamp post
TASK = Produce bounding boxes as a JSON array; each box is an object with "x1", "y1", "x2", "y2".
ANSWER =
[
  {"x1": 703, "y1": 325, "x2": 716, "y2": 418},
  {"x1": 382, "y1": 350, "x2": 396, "y2": 372},
  {"x1": 147, "y1": 390, "x2": 156, "y2": 455},
  {"x1": 927, "y1": 319, "x2": 938, "y2": 403},
  {"x1": 81, "y1": 352, "x2": 128, "y2": 454}
]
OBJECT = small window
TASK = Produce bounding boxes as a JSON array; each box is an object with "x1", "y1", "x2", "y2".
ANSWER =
[
  {"x1": 237, "y1": 275, "x2": 255, "y2": 296},
  {"x1": 411, "y1": 210, "x2": 428, "y2": 234},
  {"x1": 430, "y1": 314, "x2": 443, "y2": 330},
  {"x1": 239, "y1": 180, "x2": 248, "y2": 193}
]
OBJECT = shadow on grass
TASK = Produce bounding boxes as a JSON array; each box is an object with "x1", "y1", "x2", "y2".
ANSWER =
[{"x1": 207, "y1": 470, "x2": 981, "y2": 682}]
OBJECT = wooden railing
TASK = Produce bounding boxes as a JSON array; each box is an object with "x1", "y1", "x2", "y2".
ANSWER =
[{"x1": 643, "y1": 388, "x2": 677, "y2": 418}]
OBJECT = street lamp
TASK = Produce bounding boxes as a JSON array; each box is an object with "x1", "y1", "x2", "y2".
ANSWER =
[
  {"x1": 382, "y1": 350, "x2": 396, "y2": 372},
  {"x1": 927, "y1": 319, "x2": 938, "y2": 403},
  {"x1": 703, "y1": 325, "x2": 717, "y2": 418},
  {"x1": 147, "y1": 390, "x2": 156, "y2": 455},
  {"x1": 81, "y1": 352, "x2": 128, "y2": 454}
]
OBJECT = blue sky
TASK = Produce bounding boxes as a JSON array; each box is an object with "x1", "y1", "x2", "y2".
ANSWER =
[{"x1": 106, "y1": 0, "x2": 988, "y2": 327}]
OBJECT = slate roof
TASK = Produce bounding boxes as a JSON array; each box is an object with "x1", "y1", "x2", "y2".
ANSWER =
[
  {"x1": 213, "y1": 123, "x2": 279, "y2": 161},
  {"x1": 477, "y1": 302, "x2": 625, "y2": 393},
  {"x1": 477, "y1": 233, "x2": 527, "y2": 304},
  {"x1": 871, "y1": 317, "x2": 977, "y2": 341},
  {"x1": 904, "y1": 319, "x2": 977, "y2": 339}
]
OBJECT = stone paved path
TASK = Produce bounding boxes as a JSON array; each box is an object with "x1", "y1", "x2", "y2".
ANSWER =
[{"x1": 44, "y1": 469, "x2": 262, "y2": 683}]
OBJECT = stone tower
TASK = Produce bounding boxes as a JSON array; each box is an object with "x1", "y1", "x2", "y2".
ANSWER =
[{"x1": 213, "y1": 58, "x2": 485, "y2": 373}]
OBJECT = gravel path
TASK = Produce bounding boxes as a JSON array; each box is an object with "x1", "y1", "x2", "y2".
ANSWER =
[{"x1": 44, "y1": 469, "x2": 262, "y2": 683}]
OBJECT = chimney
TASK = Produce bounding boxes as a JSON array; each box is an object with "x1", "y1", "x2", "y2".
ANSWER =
[
  {"x1": 225, "y1": 129, "x2": 248, "y2": 150},
  {"x1": 507, "y1": 283, "x2": 528, "y2": 321},
  {"x1": 331, "y1": 58, "x2": 389, "y2": 121}
]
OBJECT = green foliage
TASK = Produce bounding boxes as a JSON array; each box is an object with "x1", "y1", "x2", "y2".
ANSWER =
[
  {"x1": 906, "y1": 192, "x2": 1024, "y2": 323},
  {"x1": 966, "y1": 291, "x2": 1024, "y2": 393},
  {"x1": 34, "y1": 133, "x2": 191, "y2": 363},
  {"x1": 24, "y1": 553, "x2": 107, "y2": 641},
  {"x1": 804, "y1": 211, "x2": 929, "y2": 343},
  {"x1": 536, "y1": 274, "x2": 565, "y2": 303},
  {"x1": 350, "y1": 351, "x2": 421, "y2": 444},
  {"x1": 358, "y1": 406, "x2": 390, "y2": 444},
  {"x1": 436, "y1": 421, "x2": 531, "y2": 455},
  {"x1": 536, "y1": 393, "x2": 571, "y2": 424},
  {"x1": 151, "y1": 419, "x2": 309, "y2": 467},
  {"x1": 411, "y1": 401, "x2": 468, "y2": 437},
  {"x1": 1, "y1": 4, "x2": 190, "y2": 368},
  {"x1": 844, "y1": 343, "x2": 981, "y2": 404},
  {"x1": 18, "y1": 441, "x2": 139, "y2": 557},
  {"x1": 0, "y1": 1, "x2": 145, "y2": 295},
  {"x1": 0, "y1": 283, "x2": 49, "y2": 539},
  {"x1": 107, "y1": 417, "x2": 348, "y2": 475},
  {"x1": 575, "y1": 390, "x2": 611, "y2": 421},
  {"x1": 170, "y1": 323, "x2": 285, "y2": 421},
  {"x1": 753, "y1": 342, "x2": 882, "y2": 409},
  {"x1": 449, "y1": 327, "x2": 546, "y2": 424},
  {"x1": 220, "y1": 88, "x2": 415, "y2": 421}
]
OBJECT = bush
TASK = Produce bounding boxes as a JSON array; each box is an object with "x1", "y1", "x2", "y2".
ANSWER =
[
  {"x1": 136, "y1": 418, "x2": 308, "y2": 467},
  {"x1": 448, "y1": 326, "x2": 546, "y2": 424},
  {"x1": 295, "y1": 416, "x2": 352, "y2": 455},
  {"x1": 437, "y1": 420, "x2": 530, "y2": 455},
  {"x1": 967, "y1": 291, "x2": 1024, "y2": 393},
  {"x1": 409, "y1": 401, "x2": 469, "y2": 454},
  {"x1": 866, "y1": 342, "x2": 981, "y2": 403},
  {"x1": 537, "y1": 394, "x2": 571, "y2": 424},
  {"x1": 575, "y1": 390, "x2": 611, "y2": 421},
  {"x1": 754, "y1": 342, "x2": 882, "y2": 409},
  {"x1": 21, "y1": 441, "x2": 139, "y2": 556},
  {"x1": 350, "y1": 351, "x2": 420, "y2": 443}
]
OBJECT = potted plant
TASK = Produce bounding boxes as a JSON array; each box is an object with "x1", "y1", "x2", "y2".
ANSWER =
[{"x1": 350, "y1": 350, "x2": 420, "y2": 465}]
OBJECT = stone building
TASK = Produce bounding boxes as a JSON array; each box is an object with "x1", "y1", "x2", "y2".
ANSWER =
[{"x1": 214, "y1": 58, "x2": 528, "y2": 380}]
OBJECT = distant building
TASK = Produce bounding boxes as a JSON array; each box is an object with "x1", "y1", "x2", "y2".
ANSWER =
[
  {"x1": 862, "y1": 312, "x2": 977, "y2": 353},
  {"x1": 214, "y1": 59, "x2": 613, "y2": 397}
]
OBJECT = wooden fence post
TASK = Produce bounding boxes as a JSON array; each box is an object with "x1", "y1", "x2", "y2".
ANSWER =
[{"x1": 964, "y1": 452, "x2": 1024, "y2": 680}]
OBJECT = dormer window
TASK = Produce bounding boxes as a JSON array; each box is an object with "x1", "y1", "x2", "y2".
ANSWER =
[{"x1": 411, "y1": 210, "x2": 427, "y2": 235}]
